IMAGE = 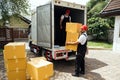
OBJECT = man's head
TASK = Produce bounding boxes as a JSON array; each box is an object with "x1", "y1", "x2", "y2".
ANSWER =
[
  {"x1": 81, "y1": 25, "x2": 88, "y2": 33},
  {"x1": 65, "y1": 9, "x2": 70, "y2": 15}
]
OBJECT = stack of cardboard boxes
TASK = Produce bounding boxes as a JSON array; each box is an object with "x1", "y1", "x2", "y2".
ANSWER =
[
  {"x1": 4, "y1": 42, "x2": 27, "y2": 80},
  {"x1": 27, "y1": 57, "x2": 53, "y2": 80},
  {"x1": 4, "y1": 42, "x2": 54, "y2": 80},
  {"x1": 65, "y1": 22, "x2": 82, "y2": 51}
]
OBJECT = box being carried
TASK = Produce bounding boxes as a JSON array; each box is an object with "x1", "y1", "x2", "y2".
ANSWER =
[
  {"x1": 66, "y1": 22, "x2": 82, "y2": 33},
  {"x1": 65, "y1": 32, "x2": 80, "y2": 51}
]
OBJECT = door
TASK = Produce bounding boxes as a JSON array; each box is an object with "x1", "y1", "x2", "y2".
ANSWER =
[{"x1": 37, "y1": 3, "x2": 52, "y2": 48}]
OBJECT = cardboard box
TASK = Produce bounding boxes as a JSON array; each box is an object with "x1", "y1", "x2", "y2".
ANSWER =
[
  {"x1": 4, "y1": 42, "x2": 26, "y2": 52},
  {"x1": 30, "y1": 57, "x2": 46, "y2": 61},
  {"x1": 27, "y1": 60, "x2": 53, "y2": 80},
  {"x1": 66, "y1": 22, "x2": 82, "y2": 33},
  {"x1": 3, "y1": 50, "x2": 26, "y2": 60},
  {"x1": 3, "y1": 42, "x2": 26, "y2": 59},
  {"x1": 65, "y1": 45, "x2": 78, "y2": 51},
  {"x1": 44, "y1": 78, "x2": 49, "y2": 80},
  {"x1": 65, "y1": 32, "x2": 79, "y2": 51},
  {"x1": 30, "y1": 78, "x2": 49, "y2": 80},
  {"x1": 66, "y1": 32, "x2": 80, "y2": 42},
  {"x1": 7, "y1": 70, "x2": 26, "y2": 80},
  {"x1": 4, "y1": 58, "x2": 27, "y2": 71}
]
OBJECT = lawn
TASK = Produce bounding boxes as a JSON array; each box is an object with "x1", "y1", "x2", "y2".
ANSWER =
[
  {"x1": 88, "y1": 41, "x2": 113, "y2": 49},
  {"x1": 0, "y1": 49, "x2": 3, "y2": 53}
]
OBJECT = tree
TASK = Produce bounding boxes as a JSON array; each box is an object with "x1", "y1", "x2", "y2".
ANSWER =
[
  {"x1": 0, "y1": 0, "x2": 29, "y2": 22},
  {"x1": 87, "y1": 0, "x2": 114, "y2": 40}
]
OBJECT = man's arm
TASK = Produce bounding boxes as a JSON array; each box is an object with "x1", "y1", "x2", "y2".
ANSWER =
[
  {"x1": 66, "y1": 40, "x2": 80, "y2": 45},
  {"x1": 60, "y1": 15, "x2": 64, "y2": 29},
  {"x1": 60, "y1": 19, "x2": 63, "y2": 29},
  {"x1": 69, "y1": 16, "x2": 71, "y2": 22}
]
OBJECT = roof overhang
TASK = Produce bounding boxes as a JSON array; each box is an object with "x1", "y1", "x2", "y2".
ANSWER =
[
  {"x1": 100, "y1": 0, "x2": 120, "y2": 17},
  {"x1": 100, "y1": 9, "x2": 120, "y2": 17}
]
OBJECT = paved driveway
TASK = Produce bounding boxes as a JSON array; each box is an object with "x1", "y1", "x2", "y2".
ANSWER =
[
  {"x1": 50, "y1": 50, "x2": 120, "y2": 80},
  {"x1": 1, "y1": 45, "x2": 120, "y2": 80}
]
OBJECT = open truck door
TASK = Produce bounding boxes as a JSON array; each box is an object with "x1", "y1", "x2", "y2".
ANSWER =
[{"x1": 37, "y1": 4, "x2": 52, "y2": 48}]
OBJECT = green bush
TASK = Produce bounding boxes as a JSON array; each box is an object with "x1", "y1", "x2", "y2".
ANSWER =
[
  {"x1": 88, "y1": 17, "x2": 110, "y2": 40},
  {"x1": 87, "y1": 0, "x2": 114, "y2": 41}
]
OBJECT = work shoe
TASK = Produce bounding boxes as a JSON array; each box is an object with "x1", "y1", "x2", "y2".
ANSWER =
[
  {"x1": 72, "y1": 73, "x2": 79, "y2": 77},
  {"x1": 79, "y1": 71, "x2": 85, "y2": 75}
]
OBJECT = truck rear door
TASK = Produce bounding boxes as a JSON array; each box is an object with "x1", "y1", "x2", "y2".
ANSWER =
[{"x1": 37, "y1": 4, "x2": 52, "y2": 48}]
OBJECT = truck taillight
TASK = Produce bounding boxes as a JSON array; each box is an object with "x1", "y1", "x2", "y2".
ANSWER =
[{"x1": 56, "y1": 53, "x2": 63, "y2": 57}]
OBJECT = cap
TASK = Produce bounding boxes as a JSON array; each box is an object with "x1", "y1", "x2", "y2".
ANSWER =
[
  {"x1": 81, "y1": 25, "x2": 88, "y2": 31},
  {"x1": 66, "y1": 9, "x2": 70, "y2": 14}
]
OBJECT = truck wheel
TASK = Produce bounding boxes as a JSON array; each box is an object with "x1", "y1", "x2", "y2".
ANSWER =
[
  {"x1": 42, "y1": 50, "x2": 53, "y2": 61},
  {"x1": 45, "y1": 51, "x2": 53, "y2": 61},
  {"x1": 41, "y1": 49, "x2": 46, "y2": 57}
]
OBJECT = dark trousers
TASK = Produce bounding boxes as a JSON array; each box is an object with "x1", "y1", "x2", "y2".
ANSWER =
[
  {"x1": 60, "y1": 29, "x2": 66, "y2": 46},
  {"x1": 75, "y1": 53, "x2": 85, "y2": 74}
]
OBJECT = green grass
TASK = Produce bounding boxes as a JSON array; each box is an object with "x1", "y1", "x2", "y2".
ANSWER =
[
  {"x1": 0, "y1": 49, "x2": 3, "y2": 53},
  {"x1": 88, "y1": 41, "x2": 113, "y2": 49},
  {"x1": 0, "y1": 49, "x2": 3, "y2": 55}
]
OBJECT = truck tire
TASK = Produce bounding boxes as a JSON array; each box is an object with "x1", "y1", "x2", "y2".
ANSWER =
[
  {"x1": 41, "y1": 49, "x2": 46, "y2": 57},
  {"x1": 45, "y1": 51, "x2": 53, "y2": 61},
  {"x1": 42, "y1": 49, "x2": 53, "y2": 61}
]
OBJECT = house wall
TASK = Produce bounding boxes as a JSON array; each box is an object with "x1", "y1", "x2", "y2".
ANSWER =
[
  {"x1": 9, "y1": 16, "x2": 29, "y2": 28},
  {"x1": 113, "y1": 16, "x2": 120, "y2": 52},
  {"x1": 13, "y1": 28, "x2": 28, "y2": 38}
]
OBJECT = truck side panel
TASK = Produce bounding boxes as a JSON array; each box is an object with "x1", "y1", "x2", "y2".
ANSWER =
[
  {"x1": 37, "y1": 4, "x2": 52, "y2": 48},
  {"x1": 31, "y1": 11, "x2": 37, "y2": 44}
]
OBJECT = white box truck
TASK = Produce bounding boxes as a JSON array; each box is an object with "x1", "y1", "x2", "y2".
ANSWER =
[{"x1": 29, "y1": 0, "x2": 86, "y2": 61}]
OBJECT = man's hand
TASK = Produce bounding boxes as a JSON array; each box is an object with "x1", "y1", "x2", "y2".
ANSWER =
[
  {"x1": 66, "y1": 42, "x2": 70, "y2": 45},
  {"x1": 66, "y1": 42, "x2": 74, "y2": 45},
  {"x1": 60, "y1": 26, "x2": 62, "y2": 30},
  {"x1": 66, "y1": 41, "x2": 79, "y2": 45}
]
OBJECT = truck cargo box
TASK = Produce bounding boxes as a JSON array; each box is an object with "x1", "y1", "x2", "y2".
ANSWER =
[{"x1": 30, "y1": 0, "x2": 86, "y2": 60}]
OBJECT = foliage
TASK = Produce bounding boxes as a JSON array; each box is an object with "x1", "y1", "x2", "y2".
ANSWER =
[
  {"x1": 88, "y1": 40, "x2": 112, "y2": 49},
  {"x1": 87, "y1": 0, "x2": 114, "y2": 40},
  {"x1": 88, "y1": 17, "x2": 110, "y2": 40},
  {"x1": 87, "y1": 1, "x2": 107, "y2": 17},
  {"x1": 0, "y1": 0, "x2": 29, "y2": 22},
  {"x1": 0, "y1": 49, "x2": 3, "y2": 53}
]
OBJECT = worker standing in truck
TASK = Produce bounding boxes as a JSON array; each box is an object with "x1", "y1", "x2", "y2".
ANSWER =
[
  {"x1": 66, "y1": 25, "x2": 88, "y2": 77},
  {"x1": 60, "y1": 9, "x2": 71, "y2": 46}
]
